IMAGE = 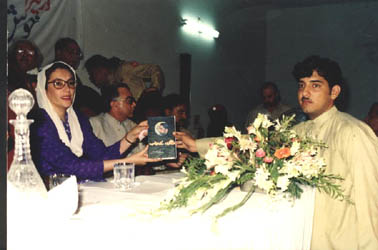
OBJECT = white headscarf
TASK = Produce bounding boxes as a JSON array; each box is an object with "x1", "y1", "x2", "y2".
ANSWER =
[{"x1": 36, "y1": 61, "x2": 84, "y2": 157}]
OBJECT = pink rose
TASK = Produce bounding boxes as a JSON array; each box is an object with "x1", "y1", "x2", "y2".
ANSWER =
[
  {"x1": 263, "y1": 156, "x2": 273, "y2": 163},
  {"x1": 256, "y1": 148, "x2": 266, "y2": 158}
]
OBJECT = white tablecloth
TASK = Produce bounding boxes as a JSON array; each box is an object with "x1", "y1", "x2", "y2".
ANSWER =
[{"x1": 8, "y1": 172, "x2": 315, "y2": 250}]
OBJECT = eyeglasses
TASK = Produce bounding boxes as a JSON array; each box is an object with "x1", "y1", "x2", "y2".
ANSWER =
[
  {"x1": 47, "y1": 79, "x2": 77, "y2": 89},
  {"x1": 16, "y1": 49, "x2": 35, "y2": 56},
  {"x1": 114, "y1": 96, "x2": 136, "y2": 105}
]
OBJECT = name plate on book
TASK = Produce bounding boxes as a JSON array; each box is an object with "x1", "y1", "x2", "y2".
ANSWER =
[{"x1": 148, "y1": 116, "x2": 177, "y2": 159}]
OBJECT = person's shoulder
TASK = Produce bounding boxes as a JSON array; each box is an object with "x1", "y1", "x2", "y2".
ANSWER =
[
  {"x1": 333, "y1": 110, "x2": 375, "y2": 139},
  {"x1": 120, "y1": 60, "x2": 139, "y2": 69},
  {"x1": 247, "y1": 104, "x2": 264, "y2": 115},
  {"x1": 29, "y1": 108, "x2": 55, "y2": 135},
  {"x1": 88, "y1": 113, "x2": 111, "y2": 131},
  {"x1": 123, "y1": 119, "x2": 137, "y2": 131},
  {"x1": 29, "y1": 108, "x2": 50, "y2": 125},
  {"x1": 334, "y1": 110, "x2": 361, "y2": 128},
  {"x1": 124, "y1": 119, "x2": 137, "y2": 126},
  {"x1": 89, "y1": 112, "x2": 106, "y2": 122},
  {"x1": 279, "y1": 103, "x2": 292, "y2": 111}
]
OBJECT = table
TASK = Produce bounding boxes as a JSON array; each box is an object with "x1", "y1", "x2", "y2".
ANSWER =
[{"x1": 8, "y1": 172, "x2": 315, "y2": 250}]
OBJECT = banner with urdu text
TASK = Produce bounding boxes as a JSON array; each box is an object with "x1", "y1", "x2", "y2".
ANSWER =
[{"x1": 7, "y1": 0, "x2": 83, "y2": 66}]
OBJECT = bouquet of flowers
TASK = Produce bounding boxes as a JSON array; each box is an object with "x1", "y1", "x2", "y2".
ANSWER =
[{"x1": 160, "y1": 114, "x2": 349, "y2": 219}]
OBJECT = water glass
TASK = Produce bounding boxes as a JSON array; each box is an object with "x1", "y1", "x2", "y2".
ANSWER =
[
  {"x1": 113, "y1": 162, "x2": 135, "y2": 191},
  {"x1": 48, "y1": 173, "x2": 72, "y2": 190}
]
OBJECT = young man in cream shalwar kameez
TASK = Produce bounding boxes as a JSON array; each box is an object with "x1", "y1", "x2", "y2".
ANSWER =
[
  {"x1": 175, "y1": 55, "x2": 378, "y2": 250},
  {"x1": 291, "y1": 55, "x2": 378, "y2": 249}
]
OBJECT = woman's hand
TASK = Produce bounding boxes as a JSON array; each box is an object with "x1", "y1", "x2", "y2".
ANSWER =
[
  {"x1": 124, "y1": 146, "x2": 161, "y2": 166},
  {"x1": 125, "y1": 121, "x2": 148, "y2": 143}
]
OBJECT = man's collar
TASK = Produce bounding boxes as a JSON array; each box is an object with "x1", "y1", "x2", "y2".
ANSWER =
[
  {"x1": 309, "y1": 106, "x2": 338, "y2": 126},
  {"x1": 105, "y1": 112, "x2": 128, "y2": 125}
]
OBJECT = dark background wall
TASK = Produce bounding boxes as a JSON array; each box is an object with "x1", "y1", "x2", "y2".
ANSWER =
[
  {"x1": 6, "y1": 0, "x2": 378, "y2": 130},
  {"x1": 76, "y1": 0, "x2": 377, "y2": 130},
  {"x1": 266, "y1": 1, "x2": 378, "y2": 119},
  {"x1": 76, "y1": 0, "x2": 267, "y2": 131}
]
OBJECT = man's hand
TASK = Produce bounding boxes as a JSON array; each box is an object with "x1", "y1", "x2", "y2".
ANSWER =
[
  {"x1": 166, "y1": 152, "x2": 189, "y2": 168},
  {"x1": 174, "y1": 132, "x2": 197, "y2": 152}
]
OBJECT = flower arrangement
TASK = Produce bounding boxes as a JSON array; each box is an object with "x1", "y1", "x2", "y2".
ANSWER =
[{"x1": 160, "y1": 114, "x2": 349, "y2": 219}]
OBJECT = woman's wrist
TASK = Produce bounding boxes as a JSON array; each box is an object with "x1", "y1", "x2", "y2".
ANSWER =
[{"x1": 124, "y1": 134, "x2": 136, "y2": 144}]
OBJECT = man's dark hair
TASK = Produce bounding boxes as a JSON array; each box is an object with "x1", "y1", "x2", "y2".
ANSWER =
[
  {"x1": 101, "y1": 82, "x2": 130, "y2": 112},
  {"x1": 108, "y1": 57, "x2": 122, "y2": 70},
  {"x1": 84, "y1": 54, "x2": 112, "y2": 73},
  {"x1": 54, "y1": 37, "x2": 78, "y2": 52},
  {"x1": 133, "y1": 89, "x2": 163, "y2": 123},
  {"x1": 261, "y1": 81, "x2": 280, "y2": 103},
  {"x1": 292, "y1": 55, "x2": 343, "y2": 89},
  {"x1": 162, "y1": 94, "x2": 187, "y2": 111}
]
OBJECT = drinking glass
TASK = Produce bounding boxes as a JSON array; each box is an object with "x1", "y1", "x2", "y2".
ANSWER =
[
  {"x1": 48, "y1": 173, "x2": 72, "y2": 190},
  {"x1": 113, "y1": 163, "x2": 135, "y2": 191}
]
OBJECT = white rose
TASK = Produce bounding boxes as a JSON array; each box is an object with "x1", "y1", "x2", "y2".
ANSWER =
[
  {"x1": 290, "y1": 141, "x2": 300, "y2": 155},
  {"x1": 277, "y1": 176, "x2": 290, "y2": 192},
  {"x1": 214, "y1": 164, "x2": 230, "y2": 176}
]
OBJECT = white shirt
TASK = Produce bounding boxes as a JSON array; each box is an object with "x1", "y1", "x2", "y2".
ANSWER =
[{"x1": 89, "y1": 113, "x2": 144, "y2": 155}]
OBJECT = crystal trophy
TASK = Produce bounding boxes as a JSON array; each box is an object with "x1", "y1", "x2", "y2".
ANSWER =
[{"x1": 7, "y1": 88, "x2": 47, "y2": 197}]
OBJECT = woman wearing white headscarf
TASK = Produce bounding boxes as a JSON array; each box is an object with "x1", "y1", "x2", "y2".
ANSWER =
[{"x1": 30, "y1": 61, "x2": 159, "y2": 181}]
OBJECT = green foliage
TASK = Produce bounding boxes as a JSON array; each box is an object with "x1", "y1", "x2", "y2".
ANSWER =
[
  {"x1": 286, "y1": 180, "x2": 304, "y2": 199},
  {"x1": 192, "y1": 182, "x2": 234, "y2": 215},
  {"x1": 184, "y1": 156, "x2": 206, "y2": 180},
  {"x1": 159, "y1": 113, "x2": 352, "y2": 220},
  {"x1": 215, "y1": 185, "x2": 256, "y2": 220}
]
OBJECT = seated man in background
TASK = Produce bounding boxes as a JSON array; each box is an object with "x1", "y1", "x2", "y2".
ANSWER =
[
  {"x1": 84, "y1": 54, "x2": 114, "y2": 93},
  {"x1": 54, "y1": 37, "x2": 82, "y2": 70},
  {"x1": 162, "y1": 94, "x2": 191, "y2": 169},
  {"x1": 55, "y1": 37, "x2": 103, "y2": 116},
  {"x1": 365, "y1": 102, "x2": 378, "y2": 136},
  {"x1": 133, "y1": 88, "x2": 164, "y2": 124},
  {"x1": 8, "y1": 39, "x2": 42, "y2": 93},
  {"x1": 8, "y1": 39, "x2": 42, "y2": 169},
  {"x1": 109, "y1": 56, "x2": 165, "y2": 100},
  {"x1": 89, "y1": 82, "x2": 144, "y2": 153},
  {"x1": 85, "y1": 55, "x2": 165, "y2": 100},
  {"x1": 163, "y1": 94, "x2": 189, "y2": 135},
  {"x1": 244, "y1": 81, "x2": 291, "y2": 128}
]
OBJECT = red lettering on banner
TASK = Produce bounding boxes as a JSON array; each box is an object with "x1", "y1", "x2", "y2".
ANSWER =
[{"x1": 25, "y1": 0, "x2": 50, "y2": 15}]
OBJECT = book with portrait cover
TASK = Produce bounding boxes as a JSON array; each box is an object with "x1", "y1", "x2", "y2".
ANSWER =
[{"x1": 147, "y1": 116, "x2": 177, "y2": 159}]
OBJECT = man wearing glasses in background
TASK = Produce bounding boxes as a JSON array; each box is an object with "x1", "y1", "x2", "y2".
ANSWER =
[
  {"x1": 89, "y1": 82, "x2": 144, "y2": 158},
  {"x1": 55, "y1": 37, "x2": 103, "y2": 117},
  {"x1": 8, "y1": 39, "x2": 42, "y2": 93}
]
